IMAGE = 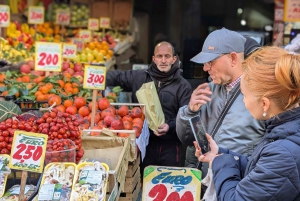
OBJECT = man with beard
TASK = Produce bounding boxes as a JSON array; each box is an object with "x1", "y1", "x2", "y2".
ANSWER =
[{"x1": 106, "y1": 41, "x2": 192, "y2": 176}]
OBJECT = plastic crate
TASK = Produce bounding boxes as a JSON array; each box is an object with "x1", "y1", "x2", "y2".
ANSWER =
[{"x1": 14, "y1": 100, "x2": 48, "y2": 112}]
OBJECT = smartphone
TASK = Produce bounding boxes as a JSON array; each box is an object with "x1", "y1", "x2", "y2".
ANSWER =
[{"x1": 189, "y1": 115, "x2": 210, "y2": 154}]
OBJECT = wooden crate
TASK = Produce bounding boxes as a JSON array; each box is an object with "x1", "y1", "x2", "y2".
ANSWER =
[
  {"x1": 124, "y1": 167, "x2": 140, "y2": 193},
  {"x1": 126, "y1": 153, "x2": 140, "y2": 178},
  {"x1": 119, "y1": 179, "x2": 141, "y2": 201}
]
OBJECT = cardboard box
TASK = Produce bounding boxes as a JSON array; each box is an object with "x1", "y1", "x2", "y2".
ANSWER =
[
  {"x1": 112, "y1": 0, "x2": 133, "y2": 30},
  {"x1": 90, "y1": 0, "x2": 111, "y2": 19}
]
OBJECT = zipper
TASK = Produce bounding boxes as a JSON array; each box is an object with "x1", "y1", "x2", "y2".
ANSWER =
[{"x1": 158, "y1": 81, "x2": 161, "y2": 88}]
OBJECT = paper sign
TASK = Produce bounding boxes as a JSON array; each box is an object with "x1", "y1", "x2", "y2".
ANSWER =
[
  {"x1": 142, "y1": 166, "x2": 201, "y2": 201},
  {"x1": 79, "y1": 30, "x2": 91, "y2": 42},
  {"x1": 38, "y1": 184, "x2": 55, "y2": 200},
  {"x1": 83, "y1": 65, "x2": 106, "y2": 90},
  {"x1": 88, "y1": 18, "x2": 99, "y2": 30},
  {"x1": 72, "y1": 38, "x2": 84, "y2": 52},
  {"x1": 35, "y1": 42, "x2": 62, "y2": 72},
  {"x1": 284, "y1": 0, "x2": 300, "y2": 21},
  {"x1": 56, "y1": 9, "x2": 70, "y2": 25},
  {"x1": 62, "y1": 43, "x2": 77, "y2": 58},
  {"x1": 100, "y1": 17, "x2": 110, "y2": 29},
  {"x1": 8, "y1": 131, "x2": 48, "y2": 173},
  {"x1": 0, "y1": 5, "x2": 10, "y2": 27},
  {"x1": 28, "y1": 6, "x2": 44, "y2": 24}
]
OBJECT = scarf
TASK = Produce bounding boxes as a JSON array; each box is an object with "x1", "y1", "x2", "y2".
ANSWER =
[{"x1": 148, "y1": 57, "x2": 181, "y2": 82}]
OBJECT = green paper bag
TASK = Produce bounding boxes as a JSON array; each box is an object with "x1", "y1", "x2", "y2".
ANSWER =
[{"x1": 136, "y1": 81, "x2": 165, "y2": 132}]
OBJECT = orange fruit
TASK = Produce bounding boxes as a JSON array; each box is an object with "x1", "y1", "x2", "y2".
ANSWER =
[
  {"x1": 88, "y1": 102, "x2": 99, "y2": 111},
  {"x1": 16, "y1": 77, "x2": 23, "y2": 82},
  {"x1": 72, "y1": 87, "x2": 79, "y2": 94},
  {"x1": 36, "y1": 94, "x2": 46, "y2": 101},
  {"x1": 48, "y1": 95, "x2": 62, "y2": 106},
  {"x1": 63, "y1": 99, "x2": 73, "y2": 108},
  {"x1": 56, "y1": 105, "x2": 66, "y2": 113},
  {"x1": 117, "y1": 105, "x2": 129, "y2": 117},
  {"x1": 78, "y1": 106, "x2": 91, "y2": 117},
  {"x1": 74, "y1": 97, "x2": 87, "y2": 109},
  {"x1": 22, "y1": 75, "x2": 31, "y2": 83},
  {"x1": 45, "y1": 83, "x2": 54, "y2": 90},
  {"x1": 0, "y1": 74, "x2": 6, "y2": 83},
  {"x1": 97, "y1": 98, "x2": 110, "y2": 111},
  {"x1": 1, "y1": 91, "x2": 8, "y2": 96},
  {"x1": 57, "y1": 80, "x2": 65, "y2": 88}
]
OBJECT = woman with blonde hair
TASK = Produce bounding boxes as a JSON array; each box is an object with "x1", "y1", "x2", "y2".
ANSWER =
[{"x1": 195, "y1": 46, "x2": 300, "y2": 200}]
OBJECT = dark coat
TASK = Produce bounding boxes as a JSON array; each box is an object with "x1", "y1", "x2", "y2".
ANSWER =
[
  {"x1": 106, "y1": 61, "x2": 192, "y2": 142},
  {"x1": 213, "y1": 106, "x2": 300, "y2": 200}
]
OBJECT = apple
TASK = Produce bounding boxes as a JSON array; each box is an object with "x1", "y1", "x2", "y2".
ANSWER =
[
  {"x1": 73, "y1": 71, "x2": 84, "y2": 77},
  {"x1": 20, "y1": 64, "x2": 31, "y2": 74},
  {"x1": 74, "y1": 63, "x2": 82, "y2": 72},
  {"x1": 66, "y1": 68, "x2": 74, "y2": 75},
  {"x1": 75, "y1": 75, "x2": 83, "y2": 83},
  {"x1": 27, "y1": 60, "x2": 34, "y2": 70},
  {"x1": 62, "y1": 61, "x2": 70, "y2": 71}
]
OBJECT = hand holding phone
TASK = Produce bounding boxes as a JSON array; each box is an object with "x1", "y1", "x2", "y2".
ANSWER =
[{"x1": 189, "y1": 115, "x2": 210, "y2": 154}]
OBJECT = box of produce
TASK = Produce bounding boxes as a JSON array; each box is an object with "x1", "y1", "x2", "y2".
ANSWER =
[
  {"x1": 70, "y1": 162, "x2": 109, "y2": 201},
  {"x1": 36, "y1": 162, "x2": 76, "y2": 201},
  {"x1": 45, "y1": 139, "x2": 76, "y2": 165},
  {"x1": 0, "y1": 154, "x2": 10, "y2": 198}
]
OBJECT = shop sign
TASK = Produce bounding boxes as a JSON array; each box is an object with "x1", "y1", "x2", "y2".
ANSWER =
[
  {"x1": 35, "y1": 42, "x2": 62, "y2": 72},
  {"x1": 88, "y1": 18, "x2": 99, "y2": 30},
  {"x1": 72, "y1": 38, "x2": 84, "y2": 52},
  {"x1": 100, "y1": 17, "x2": 110, "y2": 29},
  {"x1": 0, "y1": 5, "x2": 10, "y2": 27},
  {"x1": 284, "y1": 0, "x2": 300, "y2": 22},
  {"x1": 56, "y1": 9, "x2": 70, "y2": 25},
  {"x1": 142, "y1": 166, "x2": 201, "y2": 201},
  {"x1": 79, "y1": 30, "x2": 91, "y2": 42},
  {"x1": 28, "y1": 6, "x2": 44, "y2": 24},
  {"x1": 8, "y1": 131, "x2": 48, "y2": 173},
  {"x1": 62, "y1": 43, "x2": 77, "y2": 58},
  {"x1": 83, "y1": 65, "x2": 106, "y2": 90}
]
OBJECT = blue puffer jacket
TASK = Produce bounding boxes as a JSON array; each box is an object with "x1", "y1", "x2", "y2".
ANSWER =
[{"x1": 213, "y1": 106, "x2": 300, "y2": 201}]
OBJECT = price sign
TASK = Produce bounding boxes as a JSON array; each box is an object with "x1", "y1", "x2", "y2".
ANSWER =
[
  {"x1": 142, "y1": 166, "x2": 201, "y2": 201},
  {"x1": 79, "y1": 30, "x2": 91, "y2": 42},
  {"x1": 83, "y1": 66, "x2": 106, "y2": 90},
  {"x1": 28, "y1": 6, "x2": 44, "y2": 24},
  {"x1": 8, "y1": 131, "x2": 48, "y2": 173},
  {"x1": 88, "y1": 18, "x2": 99, "y2": 30},
  {"x1": 56, "y1": 9, "x2": 70, "y2": 25},
  {"x1": 72, "y1": 38, "x2": 84, "y2": 52},
  {"x1": 62, "y1": 43, "x2": 77, "y2": 58},
  {"x1": 100, "y1": 17, "x2": 110, "y2": 29},
  {"x1": 0, "y1": 5, "x2": 10, "y2": 27},
  {"x1": 35, "y1": 42, "x2": 62, "y2": 72}
]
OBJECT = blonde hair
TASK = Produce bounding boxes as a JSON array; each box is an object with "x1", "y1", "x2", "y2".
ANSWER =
[{"x1": 242, "y1": 46, "x2": 300, "y2": 110}]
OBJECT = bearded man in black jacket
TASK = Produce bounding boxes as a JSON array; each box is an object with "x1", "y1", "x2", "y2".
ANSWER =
[{"x1": 106, "y1": 41, "x2": 192, "y2": 176}]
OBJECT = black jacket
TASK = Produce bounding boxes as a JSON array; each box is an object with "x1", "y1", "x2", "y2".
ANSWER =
[{"x1": 107, "y1": 61, "x2": 192, "y2": 142}]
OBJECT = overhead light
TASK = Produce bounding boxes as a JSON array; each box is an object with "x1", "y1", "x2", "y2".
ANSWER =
[
  {"x1": 265, "y1": 25, "x2": 273, "y2": 31},
  {"x1": 237, "y1": 8, "x2": 243, "y2": 15},
  {"x1": 241, "y1": 19, "x2": 246, "y2": 26}
]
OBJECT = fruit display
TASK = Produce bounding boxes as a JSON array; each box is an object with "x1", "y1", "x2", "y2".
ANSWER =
[
  {"x1": 51, "y1": 3, "x2": 69, "y2": 22},
  {"x1": 70, "y1": 3, "x2": 89, "y2": 27}
]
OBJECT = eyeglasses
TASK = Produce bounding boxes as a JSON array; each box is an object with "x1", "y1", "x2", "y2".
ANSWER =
[{"x1": 204, "y1": 54, "x2": 228, "y2": 69}]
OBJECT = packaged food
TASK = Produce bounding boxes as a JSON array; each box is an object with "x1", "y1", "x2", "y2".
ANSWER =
[
  {"x1": 70, "y1": 162, "x2": 109, "y2": 201},
  {"x1": 37, "y1": 163, "x2": 76, "y2": 201},
  {"x1": 0, "y1": 184, "x2": 36, "y2": 201},
  {"x1": 0, "y1": 154, "x2": 10, "y2": 198}
]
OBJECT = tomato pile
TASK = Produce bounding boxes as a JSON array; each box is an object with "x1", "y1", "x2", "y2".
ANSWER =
[
  {"x1": 0, "y1": 108, "x2": 84, "y2": 163},
  {"x1": 45, "y1": 139, "x2": 76, "y2": 164}
]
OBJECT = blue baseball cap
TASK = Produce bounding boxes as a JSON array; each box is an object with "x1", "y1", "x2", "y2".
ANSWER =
[{"x1": 191, "y1": 28, "x2": 246, "y2": 64}]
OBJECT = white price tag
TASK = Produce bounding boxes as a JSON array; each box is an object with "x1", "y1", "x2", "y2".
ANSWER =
[
  {"x1": 38, "y1": 184, "x2": 55, "y2": 200},
  {"x1": 0, "y1": 5, "x2": 10, "y2": 27},
  {"x1": 28, "y1": 6, "x2": 44, "y2": 24},
  {"x1": 56, "y1": 9, "x2": 70, "y2": 25}
]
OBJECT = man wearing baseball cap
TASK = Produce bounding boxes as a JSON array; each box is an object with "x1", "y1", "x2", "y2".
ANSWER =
[{"x1": 176, "y1": 28, "x2": 265, "y2": 180}]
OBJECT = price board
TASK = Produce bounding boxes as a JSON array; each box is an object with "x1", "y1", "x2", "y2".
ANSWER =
[
  {"x1": 8, "y1": 131, "x2": 48, "y2": 173},
  {"x1": 88, "y1": 18, "x2": 99, "y2": 30},
  {"x1": 83, "y1": 65, "x2": 106, "y2": 90},
  {"x1": 99, "y1": 17, "x2": 110, "y2": 29},
  {"x1": 56, "y1": 9, "x2": 70, "y2": 25},
  {"x1": 79, "y1": 30, "x2": 91, "y2": 42},
  {"x1": 62, "y1": 43, "x2": 77, "y2": 58},
  {"x1": 0, "y1": 5, "x2": 10, "y2": 27},
  {"x1": 28, "y1": 6, "x2": 44, "y2": 24},
  {"x1": 142, "y1": 166, "x2": 201, "y2": 201},
  {"x1": 35, "y1": 42, "x2": 62, "y2": 72},
  {"x1": 71, "y1": 38, "x2": 84, "y2": 52}
]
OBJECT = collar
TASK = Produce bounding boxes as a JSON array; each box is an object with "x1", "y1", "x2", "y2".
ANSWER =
[{"x1": 225, "y1": 76, "x2": 241, "y2": 89}]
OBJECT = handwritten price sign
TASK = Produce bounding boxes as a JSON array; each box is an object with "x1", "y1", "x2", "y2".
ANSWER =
[
  {"x1": 0, "y1": 5, "x2": 10, "y2": 27},
  {"x1": 100, "y1": 17, "x2": 110, "y2": 29},
  {"x1": 56, "y1": 9, "x2": 70, "y2": 25},
  {"x1": 88, "y1": 18, "x2": 99, "y2": 30},
  {"x1": 62, "y1": 43, "x2": 77, "y2": 59},
  {"x1": 142, "y1": 166, "x2": 201, "y2": 201},
  {"x1": 8, "y1": 131, "x2": 48, "y2": 173},
  {"x1": 28, "y1": 6, "x2": 44, "y2": 24},
  {"x1": 72, "y1": 38, "x2": 84, "y2": 52},
  {"x1": 79, "y1": 30, "x2": 91, "y2": 42},
  {"x1": 35, "y1": 42, "x2": 62, "y2": 72},
  {"x1": 83, "y1": 66, "x2": 106, "y2": 90}
]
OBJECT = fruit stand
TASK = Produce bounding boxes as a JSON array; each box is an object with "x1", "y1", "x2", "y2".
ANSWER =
[{"x1": 0, "y1": 0, "x2": 143, "y2": 200}]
